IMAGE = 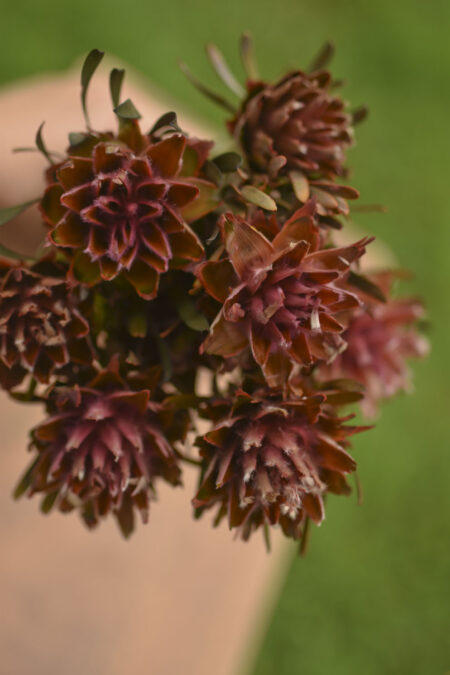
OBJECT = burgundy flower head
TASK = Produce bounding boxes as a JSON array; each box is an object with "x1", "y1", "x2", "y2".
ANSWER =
[
  {"x1": 198, "y1": 201, "x2": 372, "y2": 386},
  {"x1": 229, "y1": 70, "x2": 354, "y2": 179},
  {"x1": 0, "y1": 261, "x2": 91, "y2": 389},
  {"x1": 41, "y1": 130, "x2": 205, "y2": 298},
  {"x1": 16, "y1": 366, "x2": 182, "y2": 536},
  {"x1": 194, "y1": 389, "x2": 362, "y2": 542},
  {"x1": 321, "y1": 288, "x2": 429, "y2": 416}
]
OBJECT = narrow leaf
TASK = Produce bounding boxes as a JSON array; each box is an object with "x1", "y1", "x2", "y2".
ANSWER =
[
  {"x1": 40, "y1": 491, "x2": 59, "y2": 514},
  {"x1": 35, "y1": 121, "x2": 52, "y2": 163},
  {"x1": 0, "y1": 199, "x2": 38, "y2": 227},
  {"x1": 179, "y1": 61, "x2": 236, "y2": 113},
  {"x1": 239, "y1": 33, "x2": 259, "y2": 80},
  {"x1": 12, "y1": 146, "x2": 39, "y2": 154},
  {"x1": 13, "y1": 456, "x2": 40, "y2": 499},
  {"x1": 206, "y1": 43, "x2": 245, "y2": 97},
  {"x1": 109, "y1": 68, "x2": 125, "y2": 108},
  {"x1": 240, "y1": 185, "x2": 277, "y2": 211},
  {"x1": 308, "y1": 41, "x2": 335, "y2": 73},
  {"x1": 81, "y1": 49, "x2": 104, "y2": 127},
  {"x1": 114, "y1": 98, "x2": 142, "y2": 120}
]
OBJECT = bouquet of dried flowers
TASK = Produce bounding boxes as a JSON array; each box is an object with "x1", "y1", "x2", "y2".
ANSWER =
[{"x1": 0, "y1": 40, "x2": 428, "y2": 550}]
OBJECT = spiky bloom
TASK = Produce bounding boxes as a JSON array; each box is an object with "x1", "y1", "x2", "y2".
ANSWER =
[
  {"x1": 321, "y1": 296, "x2": 429, "y2": 416},
  {"x1": 41, "y1": 132, "x2": 205, "y2": 298},
  {"x1": 198, "y1": 202, "x2": 371, "y2": 387},
  {"x1": 0, "y1": 261, "x2": 91, "y2": 389},
  {"x1": 229, "y1": 70, "x2": 353, "y2": 179},
  {"x1": 16, "y1": 369, "x2": 182, "y2": 536},
  {"x1": 193, "y1": 390, "x2": 363, "y2": 542}
]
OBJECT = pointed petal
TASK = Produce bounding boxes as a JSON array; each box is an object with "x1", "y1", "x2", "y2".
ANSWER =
[{"x1": 146, "y1": 134, "x2": 186, "y2": 177}]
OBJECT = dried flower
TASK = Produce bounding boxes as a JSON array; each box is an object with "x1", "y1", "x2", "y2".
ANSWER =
[
  {"x1": 0, "y1": 261, "x2": 91, "y2": 389},
  {"x1": 229, "y1": 70, "x2": 354, "y2": 179},
  {"x1": 41, "y1": 131, "x2": 205, "y2": 298},
  {"x1": 194, "y1": 389, "x2": 364, "y2": 542},
  {"x1": 198, "y1": 202, "x2": 371, "y2": 386},
  {"x1": 321, "y1": 294, "x2": 429, "y2": 416},
  {"x1": 15, "y1": 367, "x2": 182, "y2": 536}
]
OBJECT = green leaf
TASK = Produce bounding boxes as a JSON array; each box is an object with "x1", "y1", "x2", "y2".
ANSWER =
[
  {"x1": 0, "y1": 198, "x2": 38, "y2": 227},
  {"x1": 240, "y1": 185, "x2": 277, "y2": 211},
  {"x1": 35, "y1": 121, "x2": 52, "y2": 163},
  {"x1": 213, "y1": 152, "x2": 242, "y2": 173},
  {"x1": 173, "y1": 294, "x2": 209, "y2": 331},
  {"x1": 12, "y1": 146, "x2": 38, "y2": 154},
  {"x1": 68, "y1": 131, "x2": 90, "y2": 147},
  {"x1": 206, "y1": 43, "x2": 245, "y2": 97},
  {"x1": 13, "y1": 456, "x2": 40, "y2": 499},
  {"x1": 149, "y1": 111, "x2": 180, "y2": 138},
  {"x1": 348, "y1": 270, "x2": 386, "y2": 302},
  {"x1": 109, "y1": 68, "x2": 125, "y2": 108},
  {"x1": 155, "y1": 334, "x2": 172, "y2": 382},
  {"x1": 127, "y1": 312, "x2": 148, "y2": 338},
  {"x1": 239, "y1": 33, "x2": 259, "y2": 80},
  {"x1": 203, "y1": 160, "x2": 223, "y2": 186},
  {"x1": 179, "y1": 61, "x2": 236, "y2": 114},
  {"x1": 81, "y1": 48, "x2": 104, "y2": 127},
  {"x1": 40, "y1": 491, "x2": 59, "y2": 514},
  {"x1": 114, "y1": 98, "x2": 142, "y2": 120}
]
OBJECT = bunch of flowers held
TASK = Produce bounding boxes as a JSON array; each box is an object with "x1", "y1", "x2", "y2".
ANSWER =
[{"x1": 0, "y1": 41, "x2": 428, "y2": 549}]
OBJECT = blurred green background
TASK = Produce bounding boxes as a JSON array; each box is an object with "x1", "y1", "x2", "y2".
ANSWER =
[{"x1": 1, "y1": 0, "x2": 449, "y2": 673}]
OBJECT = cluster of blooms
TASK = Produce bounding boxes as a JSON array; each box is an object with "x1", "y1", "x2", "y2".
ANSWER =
[{"x1": 0, "y1": 42, "x2": 428, "y2": 547}]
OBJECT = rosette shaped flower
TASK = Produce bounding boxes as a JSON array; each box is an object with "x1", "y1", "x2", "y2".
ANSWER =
[
  {"x1": 0, "y1": 261, "x2": 91, "y2": 389},
  {"x1": 229, "y1": 70, "x2": 353, "y2": 179},
  {"x1": 321, "y1": 292, "x2": 429, "y2": 416},
  {"x1": 16, "y1": 368, "x2": 182, "y2": 536},
  {"x1": 194, "y1": 390, "x2": 362, "y2": 542},
  {"x1": 198, "y1": 202, "x2": 371, "y2": 387},
  {"x1": 41, "y1": 131, "x2": 205, "y2": 298}
]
